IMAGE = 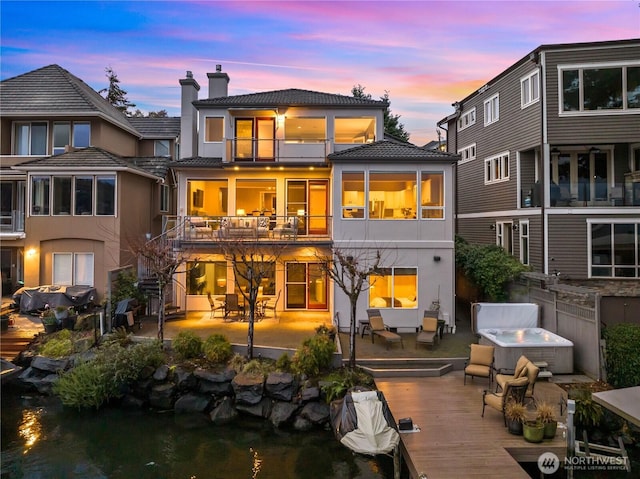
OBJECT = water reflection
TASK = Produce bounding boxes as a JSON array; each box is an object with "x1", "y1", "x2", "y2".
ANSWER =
[{"x1": 1, "y1": 389, "x2": 392, "y2": 479}]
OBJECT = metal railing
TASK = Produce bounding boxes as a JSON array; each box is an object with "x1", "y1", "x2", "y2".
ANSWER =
[
  {"x1": 0, "y1": 210, "x2": 25, "y2": 233},
  {"x1": 225, "y1": 138, "x2": 331, "y2": 162},
  {"x1": 521, "y1": 181, "x2": 637, "y2": 208}
]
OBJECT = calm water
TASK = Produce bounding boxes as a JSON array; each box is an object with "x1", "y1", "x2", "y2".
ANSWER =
[{"x1": 1, "y1": 388, "x2": 392, "y2": 479}]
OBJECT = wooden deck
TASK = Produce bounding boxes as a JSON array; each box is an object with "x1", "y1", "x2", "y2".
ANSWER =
[{"x1": 376, "y1": 371, "x2": 567, "y2": 479}]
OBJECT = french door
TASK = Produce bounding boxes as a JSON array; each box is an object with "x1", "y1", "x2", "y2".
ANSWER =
[
  {"x1": 286, "y1": 179, "x2": 328, "y2": 235},
  {"x1": 234, "y1": 118, "x2": 275, "y2": 161},
  {"x1": 285, "y1": 262, "x2": 327, "y2": 310}
]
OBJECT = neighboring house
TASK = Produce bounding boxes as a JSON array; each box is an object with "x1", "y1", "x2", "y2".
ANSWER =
[
  {"x1": 439, "y1": 39, "x2": 640, "y2": 280},
  {"x1": 0, "y1": 65, "x2": 178, "y2": 299},
  {"x1": 169, "y1": 67, "x2": 458, "y2": 330}
]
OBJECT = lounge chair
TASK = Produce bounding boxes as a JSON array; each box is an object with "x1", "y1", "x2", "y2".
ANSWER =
[
  {"x1": 366, "y1": 309, "x2": 403, "y2": 350},
  {"x1": 482, "y1": 376, "x2": 529, "y2": 425},
  {"x1": 416, "y1": 315, "x2": 438, "y2": 349},
  {"x1": 464, "y1": 343, "x2": 495, "y2": 386}
]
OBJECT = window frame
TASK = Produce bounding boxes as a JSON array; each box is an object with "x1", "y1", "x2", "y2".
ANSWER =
[
  {"x1": 588, "y1": 219, "x2": 639, "y2": 279},
  {"x1": 341, "y1": 171, "x2": 365, "y2": 219},
  {"x1": 521, "y1": 70, "x2": 540, "y2": 108},
  {"x1": 334, "y1": 117, "x2": 376, "y2": 144},
  {"x1": 558, "y1": 61, "x2": 640, "y2": 115},
  {"x1": 53, "y1": 252, "x2": 94, "y2": 286},
  {"x1": 369, "y1": 267, "x2": 418, "y2": 310},
  {"x1": 519, "y1": 220, "x2": 530, "y2": 266},
  {"x1": 484, "y1": 151, "x2": 510, "y2": 184},
  {"x1": 14, "y1": 121, "x2": 48, "y2": 156},
  {"x1": 160, "y1": 184, "x2": 170, "y2": 212},
  {"x1": 457, "y1": 108, "x2": 476, "y2": 131},
  {"x1": 30, "y1": 174, "x2": 116, "y2": 217},
  {"x1": 284, "y1": 117, "x2": 326, "y2": 143},
  {"x1": 420, "y1": 171, "x2": 444, "y2": 220},
  {"x1": 457, "y1": 143, "x2": 477, "y2": 164},
  {"x1": 204, "y1": 117, "x2": 224, "y2": 143},
  {"x1": 484, "y1": 94, "x2": 500, "y2": 126},
  {"x1": 368, "y1": 171, "x2": 417, "y2": 220},
  {"x1": 154, "y1": 139, "x2": 170, "y2": 157}
]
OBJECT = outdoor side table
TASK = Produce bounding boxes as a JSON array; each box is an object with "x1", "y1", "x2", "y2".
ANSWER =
[{"x1": 358, "y1": 319, "x2": 371, "y2": 338}]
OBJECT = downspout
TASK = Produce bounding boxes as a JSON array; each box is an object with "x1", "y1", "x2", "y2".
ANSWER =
[{"x1": 538, "y1": 50, "x2": 550, "y2": 275}]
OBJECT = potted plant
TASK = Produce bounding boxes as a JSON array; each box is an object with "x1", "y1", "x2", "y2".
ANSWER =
[
  {"x1": 523, "y1": 420, "x2": 545, "y2": 443},
  {"x1": 504, "y1": 400, "x2": 526, "y2": 435},
  {"x1": 62, "y1": 306, "x2": 77, "y2": 330},
  {"x1": 535, "y1": 401, "x2": 558, "y2": 439},
  {"x1": 54, "y1": 305, "x2": 69, "y2": 320},
  {"x1": 41, "y1": 310, "x2": 59, "y2": 334},
  {"x1": 315, "y1": 324, "x2": 337, "y2": 341}
]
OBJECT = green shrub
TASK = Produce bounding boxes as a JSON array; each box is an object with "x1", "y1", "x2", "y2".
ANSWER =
[
  {"x1": 172, "y1": 330, "x2": 203, "y2": 359},
  {"x1": 275, "y1": 353, "x2": 292, "y2": 372},
  {"x1": 568, "y1": 388, "x2": 604, "y2": 430},
  {"x1": 203, "y1": 334, "x2": 232, "y2": 363},
  {"x1": 40, "y1": 336, "x2": 74, "y2": 358},
  {"x1": 53, "y1": 340, "x2": 164, "y2": 409},
  {"x1": 321, "y1": 367, "x2": 375, "y2": 403},
  {"x1": 243, "y1": 358, "x2": 276, "y2": 376},
  {"x1": 228, "y1": 353, "x2": 247, "y2": 373},
  {"x1": 603, "y1": 323, "x2": 640, "y2": 388},
  {"x1": 292, "y1": 334, "x2": 335, "y2": 377}
]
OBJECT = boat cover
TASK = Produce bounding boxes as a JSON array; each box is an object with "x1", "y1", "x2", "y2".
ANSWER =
[
  {"x1": 13, "y1": 285, "x2": 97, "y2": 313},
  {"x1": 330, "y1": 389, "x2": 399, "y2": 456}
]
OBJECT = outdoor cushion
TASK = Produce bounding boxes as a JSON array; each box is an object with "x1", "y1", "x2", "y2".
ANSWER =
[
  {"x1": 514, "y1": 355, "x2": 529, "y2": 377},
  {"x1": 469, "y1": 343, "x2": 494, "y2": 367}
]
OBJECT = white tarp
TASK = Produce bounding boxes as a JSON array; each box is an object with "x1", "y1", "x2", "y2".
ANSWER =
[
  {"x1": 338, "y1": 391, "x2": 400, "y2": 455},
  {"x1": 472, "y1": 302, "x2": 539, "y2": 332}
]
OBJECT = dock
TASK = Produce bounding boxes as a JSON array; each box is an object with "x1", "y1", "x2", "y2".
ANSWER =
[{"x1": 376, "y1": 371, "x2": 567, "y2": 479}]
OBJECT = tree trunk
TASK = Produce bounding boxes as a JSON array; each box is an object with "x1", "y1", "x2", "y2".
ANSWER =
[
  {"x1": 349, "y1": 298, "x2": 357, "y2": 368},
  {"x1": 157, "y1": 282, "x2": 164, "y2": 344},
  {"x1": 247, "y1": 301, "x2": 255, "y2": 359}
]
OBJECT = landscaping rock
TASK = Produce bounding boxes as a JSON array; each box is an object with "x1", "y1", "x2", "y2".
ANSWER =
[
  {"x1": 299, "y1": 401, "x2": 330, "y2": 424},
  {"x1": 149, "y1": 383, "x2": 176, "y2": 410},
  {"x1": 22, "y1": 373, "x2": 58, "y2": 395},
  {"x1": 195, "y1": 367, "x2": 235, "y2": 396},
  {"x1": 300, "y1": 385, "x2": 320, "y2": 402},
  {"x1": 31, "y1": 356, "x2": 69, "y2": 373},
  {"x1": 232, "y1": 373, "x2": 264, "y2": 405},
  {"x1": 236, "y1": 397, "x2": 273, "y2": 419},
  {"x1": 292, "y1": 415, "x2": 313, "y2": 431},
  {"x1": 121, "y1": 394, "x2": 146, "y2": 409},
  {"x1": 174, "y1": 393, "x2": 211, "y2": 413},
  {"x1": 173, "y1": 367, "x2": 197, "y2": 390},
  {"x1": 265, "y1": 372, "x2": 295, "y2": 401},
  {"x1": 270, "y1": 401, "x2": 299, "y2": 428},
  {"x1": 153, "y1": 364, "x2": 169, "y2": 381},
  {"x1": 209, "y1": 396, "x2": 238, "y2": 425}
]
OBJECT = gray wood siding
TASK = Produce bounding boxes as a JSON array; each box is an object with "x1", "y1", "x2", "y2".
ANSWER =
[
  {"x1": 457, "y1": 59, "x2": 542, "y2": 215},
  {"x1": 547, "y1": 215, "x2": 589, "y2": 279},
  {"x1": 545, "y1": 44, "x2": 640, "y2": 144}
]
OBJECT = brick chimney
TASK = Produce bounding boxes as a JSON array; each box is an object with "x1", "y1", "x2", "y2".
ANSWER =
[
  {"x1": 207, "y1": 65, "x2": 229, "y2": 98},
  {"x1": 179, "y1": 70, "x2": 200, "y2": 159}
]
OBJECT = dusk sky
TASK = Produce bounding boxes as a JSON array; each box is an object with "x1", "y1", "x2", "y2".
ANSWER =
[{"x1": 1, "y1": 1, "x2": 638, "y2": 145}]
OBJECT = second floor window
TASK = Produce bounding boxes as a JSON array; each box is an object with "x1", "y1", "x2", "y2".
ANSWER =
[
  {"x1": 420, "y1": 172, "x2": 444, "y2": 219},
  {"x1": 335, "y1": 117, "x2": 375, "y2": 144},
  {"x1": 31, "y1": 175, "x2": 115, "y2": 216},
  {"x1": 205, "y1": 117, "x2": 224, "y2": 142},
  {"x1": 562, "y1": 64, "x2": 640, "y2": 112},
  {"x1": 457, "y1": 108, "x2": 476, "y2": 131},
  {"x1": 284, "y1": 118, "x2": 325, "y2": 143},
  {"x1": 484, "y1": 94, "x2": 500, "y2": 125},
  {"x1": 485, "y1": 152, "x2": 510, "y2": 184},
  {"x1": 15, "y1": 122, "x2": 47, "y2": 156},
  {"x1": 458, "y1": 143, "x2": 476, "y2": 163},
  {"x1": 521, "y1": 70, "x2": 540, "y2": 108},
  {"x1": 160, "y1": 184, "x2": 170, "y2": 212},
  {"x1": 155, "y1": 140, "x2": 170, "y2": 157},
  {"x1": 590, "y1": 221, "x2": 639, "y2": 278},
  {"x1": 341, "y1": 171, "x2": 365, "y2": 218}
]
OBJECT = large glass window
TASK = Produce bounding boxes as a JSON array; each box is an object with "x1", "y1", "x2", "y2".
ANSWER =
[
  {"x1": 369, "y1": 267, "x2": 417, "y2": 309},
  {"x1": 96, "y1": 176, "x2": 115, "y2": 215},
  {"x1": 342, "y1": 171, "x2": 365, "y2": 218},
  {"x1": 235, "y1": 262, "x2": 276, "y2": 296},
  {"x1": 75, "y1": 176, "x2": 93, "y2": 215},
  {"x1": 53, "y1": 252, "x2": 94, "y2": 286},
  {"x1": 205, "y1": 117, "x2": 224, "y2": 142},
  {"x1": 72, "y1": 123, "x2": 90, "y2": 148},
  {"x1": 31, "y1": 176, "x2": 50, "y2": 215},
  {"x1": 369, "y1": 172, "x2": 416, "y2": 219},
  {"x1": 187, "y1": 179, "x2": 227, "y2": 216},
  {"x1": 15, "y1": 122, "x2": 47, "y2": 156},
  {"x1": 335, "y1": 117, "x2": 376, "y2": 144},
  {"x1": 591, "y1": 222, "x2": 639, "y2": 278},
  {"x1": 236, "y1": 179, "x2": 277, "y2": 216},
  {"x1": 53, "y1": 123, "x2": 71, "y2": 155},
  {"x1": 562, "y1": 64, "x2": 640, "y2": 112},
  {"x1": 284, "y1": 118, "x2": 325, "y2": 143},
  {"x1": 187, "y1": 261, "x2": 227, "y2": 295},
  {"x1": 420, "y1": 172, "x2": 444, "y2": 219},
  {"x1": 53, "y1": 177, "x2": 72, "y2": 215}
]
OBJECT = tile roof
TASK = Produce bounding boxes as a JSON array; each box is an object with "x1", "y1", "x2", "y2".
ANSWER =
[
  {"x1": 0, "y1": 64, "x2": 139, "y2": 136},
  {"x1": 172, "y1": 156, "x2": 224, "y2": 168},
  {"x1": 194, "y1": 88, "x2": 387, "y2": 108},
  {"x1": 12, "y1": 146, "x2": 169, "y2": 179},
  {"x1": 128, "y1": 117, "x2": 181, "y2": 138},
  {"x1": 328, "y1": 140, "x2": 460, "y2": 162}
]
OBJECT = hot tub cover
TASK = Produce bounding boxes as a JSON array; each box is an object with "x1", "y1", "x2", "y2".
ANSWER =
[
  {"x1": 330, "y1": 389, "x2": 399, "y2": 456},
  {"x1": 13, "y1": 285, "x2": 97, "y2": 313},
  {"x1": 472, "y1": 302, "x2": 539, "y2": 333}
]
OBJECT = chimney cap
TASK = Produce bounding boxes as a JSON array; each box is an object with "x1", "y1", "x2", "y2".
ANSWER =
[
  {"x1": 216, "y1": 64, "x2": 222, "y2": 72},
  {"x1": 186, "y1": 71, "x2": 193, "y2": 79}
]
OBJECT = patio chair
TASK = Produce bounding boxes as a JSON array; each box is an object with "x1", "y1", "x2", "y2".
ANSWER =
[
  {"x1": 262, "y1": 290, "x2": 281, "y2": 321},
  {"x1": 482, "y1": 376, "x2": 529, "y2": 426},
  {"x1": 464, "y1": 343, "x2": 495, "y2": 386},
  {"x1": 207, "y1": 292, "x2": 225, "y2": 319},
  {"x1": 495, "y1": 356, "x2": 540, "y2": 405},
  {"x1": 224, "y1": 293, "x2": 244, "y2": 321},
  {"x1": 416, "y1": 315, "x2": 439, "y2": 349},
  {"x1": 366, "y1": 309, "x2": 403, "y2": 350}
]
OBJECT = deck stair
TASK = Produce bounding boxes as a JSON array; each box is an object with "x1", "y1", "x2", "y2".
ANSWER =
[
  {"x1": 533, "y1": 360, "x2": 553, "y2": 379},
  {"x1": 354, "y1": 358, "x2": 454, "y2": 378}
]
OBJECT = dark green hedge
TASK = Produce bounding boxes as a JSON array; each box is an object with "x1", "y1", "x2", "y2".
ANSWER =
[{"x1": 603, "y1": 323, "x2": 640, "y2": 388}]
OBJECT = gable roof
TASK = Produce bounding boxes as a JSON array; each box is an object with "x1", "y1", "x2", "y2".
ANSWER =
[
  {"x1": 12, "y1": 146, "x2": 169, "y2": 179},
  {"x1": 128, "y1": 117, "x2": 181, "y2": 139},
  {"x1": 328, "y1": 140, "x2": 459, "y2": 162},
  {"x1": 194, "y1": 88, "x2": 387, "y2": 108},
  {"x1": 0, "y1": 64, "x2": 139, "y2": 137}
]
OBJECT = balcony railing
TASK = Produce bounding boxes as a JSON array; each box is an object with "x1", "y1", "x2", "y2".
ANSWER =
[
  {"x1": 0, "y1": 210, "x2": 25, "y2": 233},
  {"x1": 224, "y1": 139, "x2": 331, "y2": 162},
  {"x1": 521, "y1": 181, "x2": 640, "y2": 208},
  {"x1": 163, "y1": 215, "x2": 332, "y2": 243}
]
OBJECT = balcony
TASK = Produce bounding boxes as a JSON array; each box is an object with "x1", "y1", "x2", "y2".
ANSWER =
[
  {"x1": 164, "y1": 215, "x2": 332, "y2": 244},
  {"x1": 222, "y1": 138, "x2": 331, "y2": 163},
  {"x1": 521, "y1": 181, "x2": 640, "y2": 208},
  {"x1": 0, "y1": 210, "x2": 25, "y2": 236}
]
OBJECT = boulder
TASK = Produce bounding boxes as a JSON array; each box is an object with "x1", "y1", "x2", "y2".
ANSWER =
[
  {"x1": 174, "y1": 393, "x2": 211, "y2": 413},
  {"x1": 232, "y1": 373, "x2": 264, "y2": 405},
  {"x1": 195, "y1": 367, "x2": 235, "y2": 396},
  {"x1": 300, "y1": 385, "x2": 320, "y2": 402},
  {"x1": 172, "y1": 367, "x2": 197, "y2": 390},
  {"x1": 292, "y1": 415, "x2": 313, "y2": 431},
  {"x1": 270, "y1": 401, "x2": 299, "y2": 428},
  {"x1": 31, "y1": 356, "x2": 69, "y2": 373},
  {"x1": 209, "y1": 396, "x2": 238, "y2": 425},
  {"x1": 299, "y1": 401, "x2": 330, "y2": 425},
  {"x1": 149, "y1": 383, "x2": 176, "y2": 410},
  {"x1": 265, "y1": 372, "x2": 295, "y2": 401},
  {"x1": 153, "y1": 364, "x2": 169, "y2": 381},
  {"x1": 236, "y1": 397, "x2": 273, "y2": 419}
]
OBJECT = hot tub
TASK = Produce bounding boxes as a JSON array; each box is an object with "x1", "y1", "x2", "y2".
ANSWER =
[{"x1": 472, "y1": 303, "x2": 574, "y2": 374}]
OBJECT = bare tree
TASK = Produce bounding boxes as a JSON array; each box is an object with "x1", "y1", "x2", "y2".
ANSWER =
[
  {"x1": 319, "y1": 248, "x2": 385, "y2": 368},
  {"x1": 219, "y1": 238, "x2": 287, "y2": 359},
  {"x1": 130, "y1": 236, "x2": 190, "y2": 343}
]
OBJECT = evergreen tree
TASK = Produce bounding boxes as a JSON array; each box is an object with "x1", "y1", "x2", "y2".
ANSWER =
[
  {"x1": 100, "y1": 67, "x2": 136, "y2": 115},
  {"x1": 351, "y1": 84, "x2": 410, "y2": 142}
]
